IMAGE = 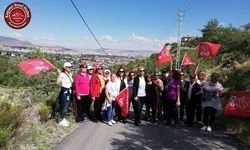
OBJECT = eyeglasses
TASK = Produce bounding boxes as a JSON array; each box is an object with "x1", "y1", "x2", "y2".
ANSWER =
[
  {"x1": 98, "y1": 68, "x2": 103, "y2": 70},
  {"x1": 119, "y1": 70, "x2": 124, "y2": 73},
  {"x1": 139, "y1": 70, "x2": 144, "y2": 72}
]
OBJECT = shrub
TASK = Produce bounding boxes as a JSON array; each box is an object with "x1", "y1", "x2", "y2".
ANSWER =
[
  {"x1": 0, "y1": 127, "x2": 11, "y2": 149},
  {"x1": 0, "y1": 100, "x2": 23, "y2": 149},
  {"x1": 39, "y1": 103, "x2": 52, "y2": 122}
]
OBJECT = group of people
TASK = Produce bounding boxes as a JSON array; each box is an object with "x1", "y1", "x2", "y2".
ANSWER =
[{"x1": 56, "y1": 62, "x2": 224, "y2": 132}]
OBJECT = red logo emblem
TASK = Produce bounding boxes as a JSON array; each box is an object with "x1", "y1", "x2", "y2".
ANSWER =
[{"x1": 4, "y1": 2, "x2": 31, "y2": 29}]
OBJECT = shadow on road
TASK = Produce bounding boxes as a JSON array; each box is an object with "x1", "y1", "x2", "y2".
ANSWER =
[{"x1": 110, "y1": 120, "x2": 250, "y2": 150}]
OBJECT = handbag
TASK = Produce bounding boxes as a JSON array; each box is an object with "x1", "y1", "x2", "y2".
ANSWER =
[{"x1": 102, "y1": 101, "x2": 107, "y2": 111}]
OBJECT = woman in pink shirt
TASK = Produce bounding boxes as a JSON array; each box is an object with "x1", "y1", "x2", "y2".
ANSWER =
[{"x1": 74, "y1": 64, "x2": 91, "y2": 122}]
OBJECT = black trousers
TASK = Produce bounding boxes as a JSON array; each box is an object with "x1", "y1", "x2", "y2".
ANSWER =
[
  {"x1": 76, "y1": 95, "x2": 91, "y2": 121},
  {"x1": 179, "y1": 99, "x2": 186, "y2": 121},
  {"x1": 115, "y1": 101, "x2": 127, "y2": 121},
  {"x1": 94, "y1": 91, "x2": 105, "y2": 121},
  {"x1": 132, "y1": 96, "x2": 146, "y2": 123},
  {"x1": 146, "y1": 98, "x2": 157, "y2": 120},
  {"x1": 203, "y1": 106, "x2": 217, "y2": 126},
  {"x1": 196, "y1": 103, "x2": 202, "y2": 122},
  {"x1": 167, "y1": 100, "x2": 178, "y2": 125}
]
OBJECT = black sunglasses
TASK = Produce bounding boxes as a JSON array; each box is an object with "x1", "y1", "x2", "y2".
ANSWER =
[{"x1": 139, "y1": 70, "x2": 144, "y2": 72}]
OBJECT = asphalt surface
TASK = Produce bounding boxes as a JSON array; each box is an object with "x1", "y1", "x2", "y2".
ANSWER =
[{"x1": 53, "y1": 118, "x2": 250, "y2": 150}]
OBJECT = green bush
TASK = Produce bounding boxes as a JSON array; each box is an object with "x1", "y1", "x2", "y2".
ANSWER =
[
  {"x1": 0, "y1": 100, "x2": 23, "y2": 149},
  {"x1": 0, "y1": 127, "x2": 11, "y2": 149},
  {"x1": 39, "y1": 103, "x2": 52, "y2": 122}
]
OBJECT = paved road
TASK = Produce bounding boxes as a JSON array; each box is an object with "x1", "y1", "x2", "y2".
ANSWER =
[{"x1": 53, "y1": 119, "x2": 249, "y2": 150}]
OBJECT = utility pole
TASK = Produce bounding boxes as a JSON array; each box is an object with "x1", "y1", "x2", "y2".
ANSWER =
[{"x1": 176, "y1": 10, "x2": 184, "y2": 71}]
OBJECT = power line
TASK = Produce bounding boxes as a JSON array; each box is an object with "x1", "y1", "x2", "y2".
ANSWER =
[{"x1": 70, "y1": 0, "x2": 108, "y2": 55}]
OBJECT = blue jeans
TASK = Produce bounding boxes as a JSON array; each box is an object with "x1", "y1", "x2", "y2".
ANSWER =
[
  {"x1": 59, "y1": 87, "x2": 71, "y2": 119},
  {"x1": 106, "y1": 104, "x2": 113, "y2": 122}
]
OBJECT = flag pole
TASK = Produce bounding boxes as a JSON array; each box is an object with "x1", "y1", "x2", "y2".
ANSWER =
[
  {"x1": 194, "y1": 63, "x2": 199, "y2": 74},
  {"x1": 170, "y1": 61, "x2": 173, "y2": 70}
]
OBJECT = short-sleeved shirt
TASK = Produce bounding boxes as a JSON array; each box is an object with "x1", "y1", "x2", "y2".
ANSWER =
[
  {"x1": 202, "y1": 81, "x2": 224, "y2": 110},
  {"x1": 60, "y1": 72, "x2": 73, "y2": 88},
  {"x1": 106, "y1": 81, "x2": 119, "y2": 101},
  {"x1": 167, "y1": 79, "x2": 181, "y2": 101}
]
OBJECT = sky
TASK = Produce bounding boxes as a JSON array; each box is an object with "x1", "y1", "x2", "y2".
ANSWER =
[{"x1": 0, "y1": 0, "x2": 250, "y2": 52}]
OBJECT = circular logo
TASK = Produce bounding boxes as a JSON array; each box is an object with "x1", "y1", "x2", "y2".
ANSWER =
[
  {"x1": 4, "y1": 2, "x2": 31, "y2": 29},
  {"x1": 229, "y1": 96, "x2": 237, "y2": 107}
]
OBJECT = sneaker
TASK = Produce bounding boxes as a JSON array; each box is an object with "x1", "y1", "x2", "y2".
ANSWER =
[
  {"x1": 59, "y1": 118, "x2": 69, "y2": 127},
  {"x1": 107, "y1": 122, "x2": 113, "y2": 126},
  {"x1": 83, "y1": 116, "x2": 89, "y2": 122},
  {"x1": 207, "y1": 126, "x2": 212, "y2": 132},
  {"x1": 200, "y1": 126, "x2": 207, "y2": 131},
  {"x1": 134, "y1": 122, "x2": 139, "y2": 126},
  {"x1": 111, "y1": 120, "x2": 116, "y2": 124}
]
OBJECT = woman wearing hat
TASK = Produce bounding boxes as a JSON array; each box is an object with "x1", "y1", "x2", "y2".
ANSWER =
[{"x1": 57, "y1": 62, "x2": 73, "y2": 127}]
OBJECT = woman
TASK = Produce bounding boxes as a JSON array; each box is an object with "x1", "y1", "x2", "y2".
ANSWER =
[
  {"x1": 146, "y1": 74, "x2": 158, "y2": 123},
  {"x1": 57, "y1": 62, "x2": 73, "y2": 127},
  {"x1": 185, "y1": 73, "x2": 201, "y2": 126},
  {"x1": 132, "y1": 66, "x2": 146, "y2": 126},
  {"x1": 127, "y1": 71, "x2": 136, "y2": 118},
  {"x1": 105, "y1": 73, "x2": 119, "y2": 126},
  {"x1": 115, "y1": 67, "x2": 128, "y2": 123},
  {"x1": 153, "y1": 72, "x2": 164, "y2": 122},
  {"x1": 201, "y1": 73, "x2": 224, "y2": 132},
  {"x1": 166, "y1": 70, "x2": 181, "y2": 126},
  {"x1": 104, "y1": 69, "x2": 111, "y2": 83},
  {"x1": 74, "y1": 63, "x2": 91, "y2": 122},
  {"x1": 90, "y1": 65, "x2": 106, "y2": 122},
  {"x1": 196, "y1": 71, "x2": 206, "y2": 123}
]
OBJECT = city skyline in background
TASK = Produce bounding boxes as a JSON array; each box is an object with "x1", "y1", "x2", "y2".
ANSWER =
[{"x1": 1, "y1": 0, "x2": 250, "y2": 52}]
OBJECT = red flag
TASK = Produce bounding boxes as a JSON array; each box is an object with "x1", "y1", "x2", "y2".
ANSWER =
[
  {"x1": 115, "y1": 88, "x2": 129, "y2": 116},
  {"x1": 18, "y1": 58, "x2": 54, "y2": 77},
  {"x1": 198, "y1": 42, "x2": 221, "y2": 59},
  {"x1": 224, "y1": 92, "x2": 250, "y2": 118},
  {"x1": 156, "y1": 44, "x2": 172, "y2": 64},
  {"x1": 181, "y1": 52, "x2": 197, "y2": 66}
]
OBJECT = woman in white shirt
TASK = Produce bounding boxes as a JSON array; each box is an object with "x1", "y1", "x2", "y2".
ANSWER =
[
  {"x1": 200, "y1": 72, "x2": 224, "y2": 132},
  {"x1": 132, "y1": 66, "x2": 146, "y2": 126},
  {"x1": 105, "y1": 74, "x2": 119, "y2": 126},
  {"x1": 57, "y1": 62, "x2": 73, "y2": 127}
]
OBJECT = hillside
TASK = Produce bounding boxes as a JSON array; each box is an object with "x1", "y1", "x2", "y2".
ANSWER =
[{"x1": 0, "y1": 36, "x2": 33, "y2": 48}]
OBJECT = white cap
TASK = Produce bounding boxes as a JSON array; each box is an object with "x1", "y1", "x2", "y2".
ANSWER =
[
  {"x1": 104, "y1": 69, "x2": 111, "y2": 73},
  {"x1": 87, "y1": 65, "x2": 93, "y2": 70},
  {"x1": 63, "y1": 62, "x2": 72, "y2": 68}
]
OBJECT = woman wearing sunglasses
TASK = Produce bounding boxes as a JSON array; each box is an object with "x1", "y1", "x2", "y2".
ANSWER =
[
  {"x1": 57, "y1": 62, "x2": 73, "y2": 127},
  {"x1": 115, "y1": 67, "x2": 128, "y2": 123}
]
